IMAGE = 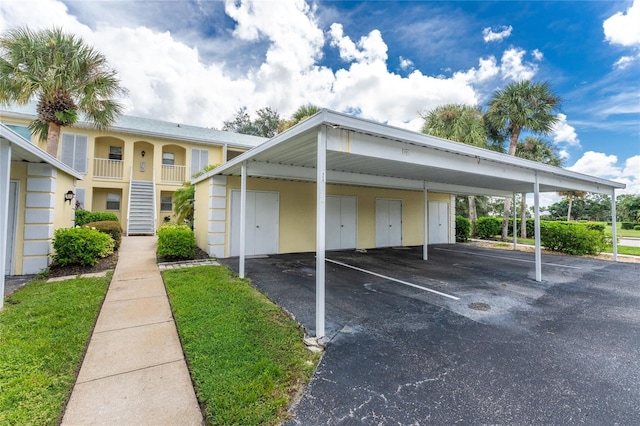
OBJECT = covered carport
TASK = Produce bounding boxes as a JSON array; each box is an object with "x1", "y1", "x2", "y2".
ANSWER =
[{"x1": 194, "y1": 109, "x2": 625, "y2": 339}]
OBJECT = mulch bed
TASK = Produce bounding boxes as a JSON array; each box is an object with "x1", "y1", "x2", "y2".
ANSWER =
[{"x1": 47, "y1": 252, "x2": 119, "y2": 278}]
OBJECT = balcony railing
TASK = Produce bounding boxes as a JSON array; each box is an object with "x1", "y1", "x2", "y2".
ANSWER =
[
  {"x1": 94, "y1": 158, "x2": 124, "y2": 179},
  {"x1": 161, "y1": 164, "x2": 186, "y2": 183}
]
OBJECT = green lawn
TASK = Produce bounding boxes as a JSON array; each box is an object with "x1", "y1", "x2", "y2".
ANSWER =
[
  {"x1": 0, "y1": 276, "x2": 110, "y2": 425},
  {"x1": 605, "y1": 223, "x2": 640, "y2": 238},
  {"x1": 163, "y1": 265, "x2": 319, "y2": 426}
]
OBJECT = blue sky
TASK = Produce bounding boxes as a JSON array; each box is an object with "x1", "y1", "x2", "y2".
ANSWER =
[{"x1": 1, "y1": 0, "x2": 638, "y2": 196}]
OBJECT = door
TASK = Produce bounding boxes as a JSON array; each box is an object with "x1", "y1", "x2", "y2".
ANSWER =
[
  {"x1": 5, "y1": 181, "x2": 18, "y2": 275},
  {"x1": 428, "y1": 201, "x2": 449, "y2": 244},
  {"x1": 230, "y1": 191, "x2": 279, "y2": 256},
  {"x1": 376, "y1": 199, "x2": 402, "y2": 247},
  {"x1": 326, "y1": 196, "x2": 357, "y2": 250}
]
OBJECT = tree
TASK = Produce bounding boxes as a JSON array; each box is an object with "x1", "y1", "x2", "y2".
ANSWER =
[
  {"x1": 0, "y1": 27, "x2": 124, "y2": 156},
  {"x1": 515, "y1": 137, "x2": 563, "y2": 237},
  {"x1": 222, "y1": 107, "x2": 281, "y2": 138},
  {"x1": 485, "y1": 80, "x2": 562, "y2": 239},
  {"x1": 558, "y1": 190, "x2": 587, "y2": 221},
  {"x1": 617, "y1": 194, "x2": 640, "y2": 223},
  {"x1": 279, "y1": 104, "x2": 321, "y2": 132},
  {"x1": 422, "y1": 104, "x2": 489, "y2": 235}
]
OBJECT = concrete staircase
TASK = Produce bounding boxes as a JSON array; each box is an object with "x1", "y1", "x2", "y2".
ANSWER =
[{"x1": 127, "y1": 180, "x2": 155, "y2": 235}]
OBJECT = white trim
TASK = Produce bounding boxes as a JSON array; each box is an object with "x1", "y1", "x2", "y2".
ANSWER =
[
  {"x1": 316, "y1": 125, "x2": 327, "y2": 339},
  {"x1": 5, "y1": 180, "x2": 19, "y2": 276},
  {"x1": 0, "y1": 140, "x2": 12, "y2": 308},
  {"x1": 239, "y1": 162, "x2": 247, "y2": 278}
]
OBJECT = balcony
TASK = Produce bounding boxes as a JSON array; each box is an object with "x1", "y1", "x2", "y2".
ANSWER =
[
  {"x1": 94, "y1": 158, "x2": 124, "y2": 179},
  {"x1": 161, "y1": 164, "x2": 186, "y2": 183}
]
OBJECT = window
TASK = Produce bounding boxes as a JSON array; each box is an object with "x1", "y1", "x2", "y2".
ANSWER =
[
  {"x1": 109, "y1": 146, "x2": 122, "y2": 161},
  {"x1": 160, "y1": 195, "x2": 173, "y2": 212},
  {"x1": 106, "y1": 193, "x2": 121, "y2": 210},
  {"x1": 162, "y1": 152, "x2": 175, "y2": 166},
  {"x1": 6, "y1": 124, "x2": 32, "y2": 141},
  {"x1": 191, "y1": 148, "x2": 209, "y2": 176},
  {"x1": 60, "y1": 133, "x2": 88, "y2": 173}
]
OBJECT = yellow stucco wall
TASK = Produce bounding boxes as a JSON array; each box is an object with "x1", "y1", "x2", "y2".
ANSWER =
[
  {"x1": 54, "y1": 172, "x2": 77, "y2": 230},
  {"x1": 215, "y1": 177, "x2": 452, "y2": 256}
]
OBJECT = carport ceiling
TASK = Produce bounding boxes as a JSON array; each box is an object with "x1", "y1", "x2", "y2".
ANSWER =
[{"x1": 197, "y1": 110, "x2": 624, "y2": 196}]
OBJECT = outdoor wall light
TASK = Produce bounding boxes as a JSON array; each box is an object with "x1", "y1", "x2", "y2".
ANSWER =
[
  {"x1": 141, "y1": 150, "x2": 146, "y2": 157},
  {"x1": 64, "y1": 190, "x2": 75, "y2": 205}
]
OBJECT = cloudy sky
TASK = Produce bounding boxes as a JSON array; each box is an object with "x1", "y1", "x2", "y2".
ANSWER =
[{"x1": 1, "y1": 0, "x2": 638, "y2": 197}]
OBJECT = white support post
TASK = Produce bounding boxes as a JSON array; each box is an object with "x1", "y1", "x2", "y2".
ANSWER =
[
  {"x1": 316, "y1": 126, "x2": 327, "y2": 339},
  {"x1": 513, "y1": 193, "x2": 518, "y2": 250},
  {"x1": 533, "y1": 173, "x2": 542, "y2": 282},
  {"x1": 611, "y1": 189, "x2": 618, "y2": 262},
  {"x1": 239, "y1": 161, "x2": 247, "y2": 278},
  {"x1": 0, "y1": 140, "x2": 11, "y2": 309},
  {"x1": 423, "y1": 182, "x2": 429, "y2": 260}
]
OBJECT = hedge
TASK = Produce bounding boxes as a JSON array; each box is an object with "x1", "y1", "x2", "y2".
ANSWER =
[
  {"x1": 52, "y1": 227, "x2": 115, "y2": 267},
  {"x1": 75, "y1": 209, "x2": 119, "y2": 227},
  {"x1": 621, "y1": 222, "x2": 636, "y2": 230},
  {"x1": 540, "y1": 221, "x2": 608, "y2": 256},
  {"x1": 475, "y1": 217, "x2": 502, "y2": 239},
  {"x1": 157, "y1": 223, "x2": 196, "y2": 260},
  {"x1": 455, "y1": 216, "x2": 471, "y2": 242},
  {"x1": 84, "y1": 220, "x2": 123, "y2": 250}
]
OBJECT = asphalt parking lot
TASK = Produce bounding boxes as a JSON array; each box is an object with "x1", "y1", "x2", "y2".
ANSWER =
[{"x1": 220, "y1": 244, "x2": 640, "y2": 425}]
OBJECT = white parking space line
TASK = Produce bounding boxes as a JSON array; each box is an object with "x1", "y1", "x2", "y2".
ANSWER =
[
  {"x1": 326, "y1": 258, "x2": 460, "y2": 301},
  {"x1": 433, "y1": 247, "x2": 582, "y2": 269}
]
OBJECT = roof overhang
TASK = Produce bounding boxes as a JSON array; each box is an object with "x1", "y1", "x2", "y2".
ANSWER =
[
  {"x1": 0, "y1": 124, "x2": 83, "y2": 180},
  {"x1": 194, "y1": 110, "x2": 624, "y2": 196}
]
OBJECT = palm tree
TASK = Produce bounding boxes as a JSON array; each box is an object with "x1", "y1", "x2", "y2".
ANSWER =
[
  {"x1": 422, "y1": 104, "x2": 489, "y2": 235},
  {"x1": 279, "y1": 104, "x2": 321, "y2": 132},
  {"x1": 0, "y1": 27, "x2": 124, "y2": 156},
  {"x1": 515, "y1": 137, "x2": 563, "y2": 237},
  {"x1": 485, "y1": 80, "x2": 562, "y2": 239},
  {"x1": 558, "y1": 190, "x2": 587, "y2": 221}
]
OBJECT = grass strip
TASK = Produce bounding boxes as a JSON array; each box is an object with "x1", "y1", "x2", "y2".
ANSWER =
[
  {"x1": 0, "y1": 276, "x2": 110, "y2": 425},
  {"x1": 163, "y1": 265, "x2": 319, "y2": 425}
]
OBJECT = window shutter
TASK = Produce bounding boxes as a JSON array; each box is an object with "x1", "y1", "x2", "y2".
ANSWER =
[
  {"x1": 191, "y1": 148, "x2": 209, "y2": 176},
  {"x1": 60, "y1": 134, "x2": 75, "y2": 168},
  {"x1": 60, "y1": 134, "x2": 88, "y2": 173},
  {"x1": 75, "y1": 135, "x2": 88, "y2": 173}
]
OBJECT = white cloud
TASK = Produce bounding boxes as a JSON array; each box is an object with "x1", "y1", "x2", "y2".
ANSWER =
[
  {"x1": 399, "y1": 56, "x2": 414, "y2": 70},
  {"x1": 499, "y1": 48, "x2": 539, "y2": 81},
  {"x1": 613, "y1": 54, "x2": 640, "y2": 70},
  {"x1": 559, "y1": 149, "x2": 570, "y2": 160},
  {"x1": 568, "y1": 152, "x2": 639, "y2": 195},
  {"x1": 532, "y1": 49, "x2": 544, "y2": 61},
  {"x1": 482, "y1": 25, "x2": 512, "y2": 43},
  {"x1": 0, "y1": 0, "x2": 541, "y2": 131},
  {"x1": 603, "y1": 0, "x2": 640, "y2": 47},
  {"x1": 551, "y1": 113, "x2": 580, "y2": 147}
]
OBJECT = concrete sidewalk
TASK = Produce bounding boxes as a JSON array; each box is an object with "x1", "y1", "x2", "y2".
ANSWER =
[{"x1": 62, "y1": 236, "x2": 203, "y2": 425}]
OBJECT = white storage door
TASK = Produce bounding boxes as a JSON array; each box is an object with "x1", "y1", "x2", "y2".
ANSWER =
[
  {"x1": 428, "y1": 201, "x2": 449, "y2": 244},
  {"x1": 230, "y1": 191, "x2": 279, "y2": 256},
  {"x1": 376, "y1": 199, "x2": 402, "y2": 247},
  {"x1": 326, "y1": 195, "x2": 357, "y2": 250}
]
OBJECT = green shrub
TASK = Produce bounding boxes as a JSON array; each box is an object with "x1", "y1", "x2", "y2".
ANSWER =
[
  {"x1": 540, "y1": 222, "x2": 607, "y2": 256},
  {"x1": 157, "y1": 223, "x2": 195, "y2": 260},
  {"x1": 75, "y1": 209, "x2": 119, "y2": 227},
  {"x1": 506, "y1": 218, "x2": 536, "y2": 237},
  {"x1": 52, "y1": 227, "x2": 115, "y2": 267},
  {"x1": 475, "y1": 216, "x2": 502, "y2": 239},
  {"x1": 621, "y1": 222, "x2": 636, "y2": 230},
  {"x1": 634, "y1": 225, "x2": 640, "y2": 231},
  {"x1": 455, "y1": 216, "x2": 471, "y2": 242},
  {"x1": 84, "y1": 220, "x2": 123, "y2": 250}
]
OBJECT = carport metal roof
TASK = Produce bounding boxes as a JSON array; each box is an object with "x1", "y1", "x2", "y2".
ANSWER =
[
  {"x1": 194, "y1": 109, "x2": 624, "y2": 340},
  {"x1": 194, "y1": 109, "x2": 624, "y2": 196}
]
